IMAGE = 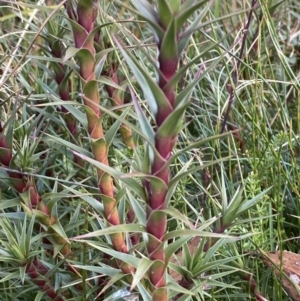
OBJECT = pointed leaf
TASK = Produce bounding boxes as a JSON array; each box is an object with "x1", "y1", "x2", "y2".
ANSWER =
[
  {"x1": 166, "y1": 281, "x2": 194, "y2": 295},
  {"x1": 95, "y1": 54, "x2": 107, "y2": 78},
  {"x1": 164, "y1": 228, "x2": 235, "y2": 241},
  {"x1": 168, "y1": 157, "x2": 231, "y2": 189},
  {"x1": 98, "y1": 76, "x2": 125, "y2": 91},
  {"x1": 44, "y1": 134, "x2": 93, "y2": 158},
  {"x1": 175, "y1": 54, "x2": 223, "y2": 107},
  {"x1": 127, "y1": 189, "x2": 146, "y2": 224},
  {"x1": 160, "y1": 18, "x2": 178, "y2": 60},
  {"x1": 114, "y1": 38, "x2": 172, "y2": 117},
  {"x1": 130, "y1": 88, "x2": 155, "y2": 145},
  {"x1": 156, "y1": 101, "x2": 189, "y2": 138},
  {"x1": 76, "y1": 49, "x2": 95, "y2": 80},
  {"x1": 237, "y1": 187, "x2": 272, "y2": 215},
  {"x1": 160, "y1": 208, "x2": 194, "y2": 229},
  {"x1": 157, "y1": 0, "x2": 173, "y2": 29},
  {"x1": 72, "y1": 154, "x2": 145, "y2": 199},
  {"x1": 131, "y1": 0, "x2": 164, "y2": 41},
  {"x1": 49, "y1": 221, "x2": 70, "y2": 244},
  {"x1": 66, "y1": 17, "x2": 88, "y2": 49},
  {"x1": 177, "y1": 0, "x2": 209, "y2": 30},
  {"x1": 83, "y1": 242, "x2": 141, "y2": 267},
  {"x1": 178, "y1": 0, "x2": 213, "y2": 54},
  {"x1": 131, "y1": 258, "x2": 153, "y2": 290},
  {"x1": 62, "y1": 185, "x2": 104, "y2": 213},
  {"x1": 72, "y1": 224, "x2": 147, "y2": 240},
  {"x1": 63, "y1": 103, "x2": 87, "y2": 128},
  {"x1": 105, "y1": 107, "x2": 131, "y2": 147},
  {"x1": 62, "y1": 46, "x2": 80, "y2": 63},
  {"x1": 165, "y1": 236, "x2": 190, "y2": 263}
]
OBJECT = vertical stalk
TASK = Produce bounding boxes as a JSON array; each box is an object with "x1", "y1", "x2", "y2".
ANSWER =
[
  {"x1": 65, "y1": 0, "x2": 132, "y2": 273},
  {"x1": 145, "y1": 6, "x2": 179, "y2": 301},
  {"x1": 118, "y1": 1, "x2": 211, "y2": 299},
  {"x1": 102, "y1": 62, "x2": 135, "y2": 149},
  {"x1": 50, "y1": 39, "x2": 77, "y2": 135},
  {"x1": 45, "y1": 32, "x2": 83, "y2": 167},
  {"x1": 26, "y1": 258, "x2": 65, "y2": 301}
]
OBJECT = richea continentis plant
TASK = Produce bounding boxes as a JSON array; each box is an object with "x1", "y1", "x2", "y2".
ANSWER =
[
  {"x1": 115, "y1": 1, "x2": 216, "y2": 299},
  {"x1": 0, "y1": 0, "x2": 274, "y2": 300},
  {"x1": 63, "y1": 0, "x2": 135, "y2": 274},
  {"x1": 62, "y1": 0, "x2": 257, "y2": 300}
]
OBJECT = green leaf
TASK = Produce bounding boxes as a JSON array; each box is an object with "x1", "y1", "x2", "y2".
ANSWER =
[
  {"x1": 0, "y1": 198, "x2": 20, "y2": 210},
  {"x1": 168, "y1": 157, "x2": 231, "y2": 192},
  {"x1": 131, "y1": 0, "x2": 164, "y2": 41},
  {"x1": 0, "y1": 271, "x2": 23, "y2": 283},
  {"x1": 156, "y1": 101, "x2": 189, "y2": 138},
  {"x1": 105, "y1": 107, "x2": 131, "y2": 147},
  {"x1": 164, "y1": 230, "x2": 234, "y2": 241},
  {"x1": 72, "y1": 224, "x2": 147, "y2": 240},
  {"x1": 127, "y1": 190, "x2": 146, "y2": 225},
  {"x1": 160, "y1": 208, "x2": 194, "y2": 229},
  {"x1": 95, "y1": 54, "x2": 107, "y2": 78},
  {"x1": 49, "y1": 221, "x2": 70, "y2": 244},
  {"x1": 114, "y1": 38, "x2": 172, "y2": 117},
  {"x1": 237, "y1": 187, "x2": 272, "y2": 215},
  {"x1": 58, "y1": 69, "x2": 73, "y2": 100},
  {"x1": 95, "y1": 46, "x2": 118, "y2": 62},
  {"x1": 98, "y1": 76, "x2": 125, "y2": 91},
  {"x1": 86, "y1": 102, "x2": 159, "y2": 159},
  {"x1": 163, "y1": 224, "x2": 235, "y2": 241},
  {"x1": 220, "y1": 165, "x2": 229, "y2": 213},
  {"x1": 98, "y1": 273, "x2": 131, "y2": 298},
  {"x1": 178, "y1": 0, "x2": 213, "y2": 54},
  {"x1": 50, "y1": 61, "x2": 65, "y2": 80},
  {"x1": 72, "y1": 151, "x2": 146, "y2": 199},
  {"x1": 223, "y1": 186, "x2": 244, "y2": 225},
  {"x1": 71, "y1": 264, "x2": 119, "y2": 276},
  {"x1": 176, "y1": 0, "x2": 209, "y2": 30},
  {"x1": 130, "y1": 87, "x2": 155, "y2": 149},
  {"x1": 169, "y1": 131, "x2": 234, "y2": 162},
  {"x1": 166, "y1": 281, "x2": 194, "y2": 295},
  {"x1": 63, "y1": 103, "x2": 88, "y2": 128},
  {"x1": 164, "y1": 157, "x2": 193, "y2": 204},
  {"x1": 192, "y1": 254, "x2": 243, "y2": 277},
  {"x1": 130, "y1": 257, "x2": 153, "y2": 290},
  {"x1": 137, "y1": 282, "x2": 152, "y2": 301},
  {"x1": 169, "y1": 0, "x2": 181, "y2": 13},
  {"x1": 62, "y1": 46, "x2": 81, "y2": 63},
  {"x1": 44, "y1": 134, "x2": 93, "y2": 158},
  {"x1": 159, "y1": 18, "x2": 178, "y2": 61},
  {"x1": 165, "y1": 236, "x2": 190, "y2": 263},
  {"x1": 157, "y1": 0, "x2": 173, "y2": 29},
  {"x1": 83, "y1": 241, "x2": 141, "y2": 268},
  {"x1": 175, "y1": 55, "x2": 223, "y2": 107},
  {"x1": 76, "y1": 49, "x2": 95, "y2": 80}
]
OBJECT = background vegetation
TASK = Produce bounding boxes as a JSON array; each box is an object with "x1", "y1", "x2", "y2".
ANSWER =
[{"x1": 0, "y1": 0, "x2": 300, "y2": 300}]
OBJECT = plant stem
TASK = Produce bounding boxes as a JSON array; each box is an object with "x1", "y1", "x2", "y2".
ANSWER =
[{"x1": 65, "y1": 0, "x2": 132, "y2": 273}]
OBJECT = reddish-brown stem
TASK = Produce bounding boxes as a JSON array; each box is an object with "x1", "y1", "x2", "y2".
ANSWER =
[{"x1": 26, "y1": 258, "x2": 65, "y2": 301}]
